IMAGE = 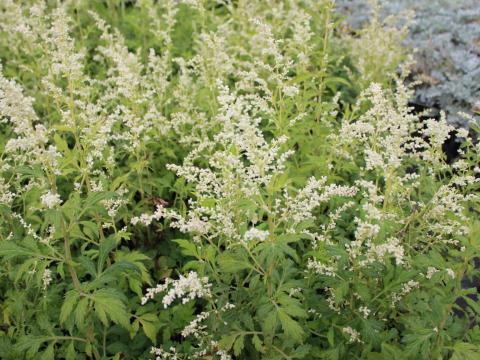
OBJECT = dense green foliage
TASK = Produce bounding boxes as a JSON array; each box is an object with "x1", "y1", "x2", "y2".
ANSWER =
[{"x1": 0, "y1": 1, "x2": 479, "y2": 359}]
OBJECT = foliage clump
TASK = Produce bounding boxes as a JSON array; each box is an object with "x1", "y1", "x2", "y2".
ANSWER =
[{"x1": 0, "y1": 1, "x2": 479, "y2": 359}]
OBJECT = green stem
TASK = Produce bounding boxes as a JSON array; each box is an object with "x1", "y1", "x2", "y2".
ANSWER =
[{"x1": 62, "y1": 219, "x2": 82, "y2": 292}]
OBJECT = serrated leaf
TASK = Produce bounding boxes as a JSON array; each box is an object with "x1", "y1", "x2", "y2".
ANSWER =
[
  {"x1": 263, "y1": 310, "x2": 277, "y2": 336},
  {"x1": 85, "y1": 343, "x2": 92, "y2": 357},
  {"x1": 80, "y1": 221, "x2": 99, "y2": 241},
  {"x1": 233, "y1": 335, "x2": 245, "y2": 356},
  {"x1": 15, "y1": 336, "x2": 50, "y2": 357},
  {"x1": 173, "y1": 239, "x2": 199, "y2": 258},
  {"x1": 131, "y1": 319, "x2": 140, "y2": 339},
  {"x1": 57, "y1": 262, "x2": 65, "y2": 279},
  {"x1": 139, "y1": 315, "x2": 158, "y2": 344},
  {"x1": 93, "y1": 288, "x2": 130, "y2": 329},
  {"x1": 88, "y1": 261, "x2": 140, "y2": 291},
  {"x1": 97, "y1": 237, "x2": 117, "y2": 273},
  {"x1": 43, "y1": 344, "x2": 54, "y2": 360},
  {"x1": 464, "y1": 296, "x2": 480, "y2": 315},
  {"x1": 278, "y1": 308, "x2": 305, "y2": 343},
  {"x1": 291, "y1": 344, "x2": 311, "y2": 359},
  {"x1": 53, "y1": 134, "x2": 69, "y2": 153},
  {"x1": 60, "y1": 290, "x2": 80, "y2": 323},
  {"x1": 65, "y1": 342, "x2": 76, "y2": 360},
  {"x1": 381, "y1": 343, "x2": 404, "y2": 359},
  {"x1": 116, "y1": 250, "x2": 151, "y2": 286},
  {"x1": 277, "y1": 295, "x2": 307, "y2": 318},
  {"x1": 327, "y1": 327, "x2": 335, "y2": 347},
  {"x1": 74, "y1": 297, "x2": 89, "y2": 327},
  {"x1": 452, "y1": 342, "x2": 480, "y2": 360},
  {"x1": 217, "y1": 253, "x2": 251, "y2": 273},
  {"x1": 80, "y1": 191, "x2": 117, "y2": 217},
  {"x1": 219, "y1": 333, "x2": 237, "y2": 351},
  {"x1": 0, "y1": 242, "x2": 41, "y2": 260},
  {"x1": 252, "y1": 334, "x2": 265, "y2": 353}
]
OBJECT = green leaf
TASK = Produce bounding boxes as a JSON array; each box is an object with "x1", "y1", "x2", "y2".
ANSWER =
[
  {"x1": 173, "y1": 239, "x2": 199, "y2": 258},
  {"x1": 291, "y1": 344, "x2": 312, "y2": 359},
  {"x1": 464, "y1": 296, "x2": 480, "y2": 315},
  {"x1": 60, "y1": 290, "x2": 80, "y2": 323},
  {"x1": 381, "y1": 343, "x2": 404, "y2": 360},
  {"x1": 53, "y1": 134, "x2": 69, "y2": 153},
  {"x1": 74, "y1": 297, "x2": 89, "y2": 327},
  {"x1": 80, "y1": 191, "x2": 117, "y2": 217},
  {"x1": 43, "y1": 344, "x2": 54, "y2": 360},
  {"x1": 93, "y1": 288, "x2": 130, "y2": 329},
  {"x1": 85, "y1": 343, "x2": 92, "y2": 357},
  {"x1": 91, "y1": 261, "x2": 140, "y2": 288},
  {"x1": 278, "y1": 308, "x2": 305, "y2": 343},
  {"x1": 65, "y1": 342, "x2": 76, "y2": 360},
  {"x1": 263, "y1": 310, "x2": 278, "y2": 336},
  {"x1": 452, "y1": 342, "x2": 480, "y2": 360},
  {"x1": 219, "y1": 333, "x2": 238, "y2": 351},
  {"x1": 80, "y1": 221, "x2": 99, "y2": 241},
  {"x1": 115, "y1": 250, "x2": 151, "y2": 285},
  {"x1": 139, "y1": 314, "x2": 159, "y2": 344},
  {"x1": 97, "y1": 237, "x2": 117, "y2": 273},
  {"x1": 233, "y1": 335, "x2": 245, "y2": 356},
  {"x1": 402, "y1": 330, "x2": 434, "y2": 358},
  {"x1": 15, "y1": 336, "x2": 51, "y2": 357},
  {"x1": 327, "y1": 327, "x2": 335, "y2": 347},
  {"x1": 277, "y1": 295, "x2": 307, "y2": 318},
  {"x1": 252, "y1": 334, "x2": 265, "y2": 353},
  {"x1": 217, "y1": 253, "x2": 251, "y2": 273},
  {"x1": 0, "y1": 242, "x2": 42, "y2": 260},
  {"x1": 57, "y1": 262, "x2": 65, "y2": 280}
]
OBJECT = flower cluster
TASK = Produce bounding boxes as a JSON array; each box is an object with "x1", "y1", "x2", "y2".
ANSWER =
[
  {"x1": 141, "y1": 272, "x2": 212, "y2": 308},
  {"x1": 40, "y1": 191, "x2": 62, "y2": 209}
]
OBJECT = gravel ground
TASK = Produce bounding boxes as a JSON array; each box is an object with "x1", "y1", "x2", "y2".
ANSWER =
[{"x1": 336, "y1": 0, "x2": 480, "y2": 126}]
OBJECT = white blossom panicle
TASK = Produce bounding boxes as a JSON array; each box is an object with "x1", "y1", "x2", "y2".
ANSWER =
[
  {"x1": 325, "y1": 287, "x2": 341, "y2": 313},
  {"x1": 131, "y1": 205, "x2": 165, "y2": 226},
  {"x1": 221, "y1": 303, "x2": 236, "y2": 311},
  {"x1": 42, "y1": 268, "x2": 52, "y2": 290},
  {"x1": 281, "y1": 177, "x2": 357, "y2": 227},
  {"x1": 359, "y1": 306, "x2": 371, "y2": 319},
  {"x1": 282, "y1": 85, "x2": 299, "y2": 97},
  {"x1": 181, "y1": 311, "x2": 210, "y2": 338},
  {"x1": 362, "y1": 237, "x2": 405, "y2": 266},
  {"x1": 307, "y1": 258, "x2": 336, "y2": 277},
  {"x1": 446, "y1": 268, "x2": 455, "y2": 279},
  {"x1": 141, "y1": 271, "x2": 212, "y2": 308},
  {"x1": 102, "y1": 198, "x2": 126, "y2": 218},
  {"x1": 40, "y1": 191, "x2": 62, "y2": 209},
  {"x1": 391, "y1": 280, "x2": 420, "y2": 306},
  {"x1": 0, "y1": 178, "x2": 15, "y2": 205},
  {"x1": 426, "y1": 267, "x2": 439, "y2": 279},
  {"x1": 215, "y1": 349, "x2": 232, "y2": 360},
  {"x1": 342, "y1": 326, "x2": 363, "y2": 344},
  {"x1": 150, "y1": 346, "x2": 180, "y2": 360},
  {"x1": 244, "y1": 228, "x2": 269, "y2": 242}
]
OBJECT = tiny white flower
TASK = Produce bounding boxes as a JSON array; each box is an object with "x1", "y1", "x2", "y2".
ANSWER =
[
  {"x1": 40, "y1": 191, "x2": 62, "y2": 208},
  {"x1": 359, "y1": 306, "x2": 371, "y2": 319},
  {"x1": 282, "y1": 85, "x2": 299, "y2": 98},
  {"x1": 141, "y1": 271, "x2": 211, "y2": 307},
  {"x1": 426, "y1": 267, "x2": 439, "y2": 279},
  {"x1": 244, "y1": 228, "x2": 269, "y2": 242},
  {"x1": 446, "y1": 268, "x2": 455, "y2": 279},
  {"x1": 342, "y1": 326, "x2": 363, "y2": 344},
  {"x1": 42, "y1": 268, "x2": 52, "y2": 290}
]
